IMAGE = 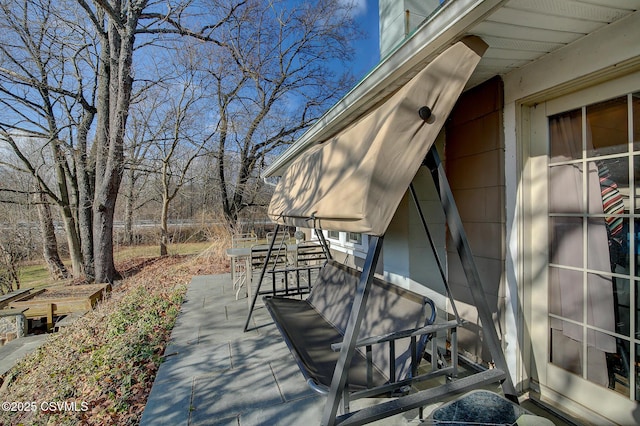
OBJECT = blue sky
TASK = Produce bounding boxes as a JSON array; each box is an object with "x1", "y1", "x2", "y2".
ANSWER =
[{"x1": 350, "y1": 0, "x2": 380, "y2": 81}]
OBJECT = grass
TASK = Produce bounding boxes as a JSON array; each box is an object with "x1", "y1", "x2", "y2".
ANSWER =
[
  {"x1": 18, "y1": 264, "x2": 58, "y2": 290},
  {"x1": 12, "y1": 242, "x2": 219, "y2": 293},
  {"x1": 113, "y1": 241, "x2": 213, "y2": 261}
]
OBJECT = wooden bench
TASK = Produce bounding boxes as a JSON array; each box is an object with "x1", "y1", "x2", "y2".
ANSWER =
[
  {"x1": 0, "y1": 288, "x2": 33, "y2": 309},
  {"x1": 264, "y1": 260, "x2": 463, "y2": 410}
]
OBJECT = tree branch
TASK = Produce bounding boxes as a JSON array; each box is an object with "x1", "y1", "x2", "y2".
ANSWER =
[
  {"x1": 92, "y1": 0, "x2": 124, "y2": 29},
  {"x1": 0, "y1": 67, "x2": 97, "y2": 113}
]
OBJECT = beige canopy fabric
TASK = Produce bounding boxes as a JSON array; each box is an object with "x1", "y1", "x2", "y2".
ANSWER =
[{"x1": 268, "y1": 36, "x2": 488, "y2": 236}]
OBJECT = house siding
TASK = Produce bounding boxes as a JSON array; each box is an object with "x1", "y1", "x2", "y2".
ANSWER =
[{"x1": 445, "y1": 76, "x2": 506, "y2": 363}]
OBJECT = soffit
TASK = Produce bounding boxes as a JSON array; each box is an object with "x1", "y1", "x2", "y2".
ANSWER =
[
  {"x1": 467, "y1": 0, "x2": 639, "y2": 88},
  {"x1": 263, "y1": 0, "x2": 639, "y2": 178}
]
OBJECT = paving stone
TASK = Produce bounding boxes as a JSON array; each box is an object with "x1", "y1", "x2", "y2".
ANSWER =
[
  {"x1": 139, "y1": 377, "x2": 192, "y2": 426},
  {"x1": 154, "y1": 340, "x2": 231, "y2": 384},
  {"x1": 189, "y1": 363, "x2": 283, "y2": 424},
  {"x1": 198, "y1": 321, "x2": 259, "y2": 343},
  {"x1": 238, "y1": 395, "x2": 325, "y2": 426},
  {"x1": 191, "y1": 415, "x2": 239, "y2": 426},
  {"x1": 269, "y1": 359, "x2": 317, "y2": 402},
  {"x1": 0, "y1": 334, "x2": 48, "y2": 376},
  {"x1": 229, "y1": 335, "x2": 290, "y2": 369}
]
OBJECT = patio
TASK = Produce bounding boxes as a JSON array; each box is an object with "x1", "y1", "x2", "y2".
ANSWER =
[{"x1": 140, "y1": 272, "x2": 578, "y2": 426}]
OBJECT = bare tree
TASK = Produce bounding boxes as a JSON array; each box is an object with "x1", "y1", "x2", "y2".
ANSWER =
[
  {"x1": 0, "y1": 0, "x2": 98, "y2": 279},
  {"x1": 0, "y1": 177, "x2": 26, "y2": 293},
  {"x1": 0, "y1": 0, "x2": 361, "y2": 284},
  {"x1": 122, "y1": 111, "x2": 155, "y2": 246},
  {"x1": 80, "y1": 0, "x2": 245, "y2": 282},
  {"x1": 0, "y1": 243, "x2": 21, "y2": 293},
  {"x1": 7, "y1": 0, "x2": 240, "y2": 284},
  {"x1": 0, "y1": 169, "x2": 40, "y2": 292},
  {"x1": 200, "y1": 0, "x2": 359, "y2": 225},
  {"x1": 155, "y1": 72, "x2": 209, "y2": 255},
  {"x1": 0, "y1": 161, "x2": 68, "y2": 282},
  {"x1": 0, "y1": 0, "x2": 241, "y2": 283},
  {"x1": 128, "y1": 58, "x2": 209, "y2": 255}
]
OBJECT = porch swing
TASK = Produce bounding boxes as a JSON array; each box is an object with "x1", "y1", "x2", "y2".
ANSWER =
[{"x1": 244, "y1": 36, "x2": 518, "y2": 426}]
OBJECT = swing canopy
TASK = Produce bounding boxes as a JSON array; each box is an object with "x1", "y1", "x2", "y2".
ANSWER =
[{"x1": 267, "y1": 36, "x2": 488, "y2": 236}]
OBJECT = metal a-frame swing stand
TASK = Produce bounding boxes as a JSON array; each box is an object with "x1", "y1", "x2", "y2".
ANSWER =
[
  {"x1": 316, "y1": 145, "x2": 517, "y2": 425},
  {"x1": 246, "y1": 142, "x2": 518, "y2": 425}
]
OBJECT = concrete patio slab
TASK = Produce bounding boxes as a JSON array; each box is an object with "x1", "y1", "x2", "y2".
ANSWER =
[
  {"x1": 153, "y1": 339, "x2": 231, "y2": 384},
  {"x1": 228, "y1": 334, "x2": 291, "y2": 369},
  {"x1": 190, "y1": 363, "x2": 285, "y2": 424},
  {"x1": 141, "y1": 272, "x2": 424, "y2": 426},
  {"x1": 142, "y1": 272, "x2": 573, "y2": 426},
  {"x1": 140, "y1": 376, "x2": 193, "y2": 426}
]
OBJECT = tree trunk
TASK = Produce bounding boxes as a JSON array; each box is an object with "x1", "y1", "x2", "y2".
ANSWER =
[
  {"x1": 92, "y1": 12, "x2": 137, "y2": 284},
  {"x1": 160, "y1": 196, "x2": 169, "y2": 256},
  {"x1": 124, "y1": 165, "x2": 136, "y2": 246},
  {"x1": 77, "y1": 165, "x2": 95, "y2": 281},
  {"x1": 93, "y1": 192, "x2": 119, "y2": 283},
  {"x1": 51, "y1": 139, "x2": 84, "y2": 278},
  {"x1": 35, "y1": 189, "x2": 69, "y2": 280},
  {"x1": 92, "y1": 28, "x2": 113, "y2": 284},
  {"x1": 160, "y1": 160, "x2": 170, "y2": 256},
  {"x1": 59, "y1": 204, "x2": 84, "y2": 277},
  {"x1": 0, "y1": 246, "x2": 20, "y2": 291},
  {"x1": 76, "y1": 112, "x2": 96, "y2": 281}
]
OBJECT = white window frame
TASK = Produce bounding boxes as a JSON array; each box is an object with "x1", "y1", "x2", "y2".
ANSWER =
[
  {"x1": 323, "y1": 230, "x2": 368, "y2": 258},
  {"x1": 525, "y1": 72, "x2": 640, "y2": 425}
]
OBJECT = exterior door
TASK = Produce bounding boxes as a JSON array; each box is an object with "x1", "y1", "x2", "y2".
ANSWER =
[{"x1": 528, "y1": 73, "x2": 640, "y2": 424}]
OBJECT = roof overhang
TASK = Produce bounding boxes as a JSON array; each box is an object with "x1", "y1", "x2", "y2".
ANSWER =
[
  {"x1": 263, "y1": 0, "x2": 508, "y2": 179},
  {"x1": 264, "y1": 0, "x2": 639, "y2": 179}
]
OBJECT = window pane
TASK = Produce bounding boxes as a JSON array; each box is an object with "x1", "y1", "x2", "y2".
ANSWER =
[
  {"x1": 549, "y1": 164, "x2": 584, "y2": 214},
  {"x1": 348, "y1": 232, "x2": 361, "y2": 244},
  {"x1": 550, "y1": 109, "x2": 582, "y2": 162},
  {"x1": 586, "y1": 272, "x2": 617, "y2": 334},
  {"x1": 587, "y1": 218, "x2": 626, "y2": 273},
  {"x1": 633, "y1": 156, "x2": 640, "y2": 215},
  {"x1": 636, "y1": 281, "x2": 640, "y2": 340},
  {"x1": 604, "y1": 339, "x2": 630, "y2": 397},
  {"x1": 549, "y1": 217, "x2": 583, "y2": 267},
  {"x1": 550, "y1": 325, "x2": 582, "y2": 376},
  {"x1": 328, "y1": 230, "x2": 339, "y2": 240},
  {"x1": 634, "y1": 219, "x2": 640, "y2": 277},
  {"x1": 610, "y1": 277, "x2": 631, "y2": 337},
  {"x1": 588, "y1": 157, "x2": 629, "y2": 215},
  {"x1": 587, "y1": 331, "x2": 628, "y2": 395},
  {"x1": 549, "y1": 267, "x2": 582, "y2": 321},
  {"x1": 587, "y1": 96, "x2": 628, "y2": 157},
  {"x1": 636, "y1": 343, "x2": 640, "y2": 401}
]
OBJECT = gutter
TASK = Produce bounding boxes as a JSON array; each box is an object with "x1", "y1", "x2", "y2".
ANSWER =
[{"x1": 263, "y1": 0, "x2": 508, "y2": 180}]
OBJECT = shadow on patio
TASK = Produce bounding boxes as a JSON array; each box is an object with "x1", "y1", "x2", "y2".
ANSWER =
[{"x1": 140, "y1": 273, "x2": 577, "y2": 426}]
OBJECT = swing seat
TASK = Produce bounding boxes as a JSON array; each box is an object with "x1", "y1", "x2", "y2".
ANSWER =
[{"x1": 265, "y1": 260, "x2": 462, "y2": 402}]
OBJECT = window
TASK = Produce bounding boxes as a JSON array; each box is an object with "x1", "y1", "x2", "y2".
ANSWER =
[
  {"x1": 347, "y1": 232, "x2": 362, "y2": 245},
  {"x1": 327, "y1": 230, "x2": 340, "y2": 240},
  {"x1": 547, "y1": 92, "x2": 640, "y2": 400}
]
